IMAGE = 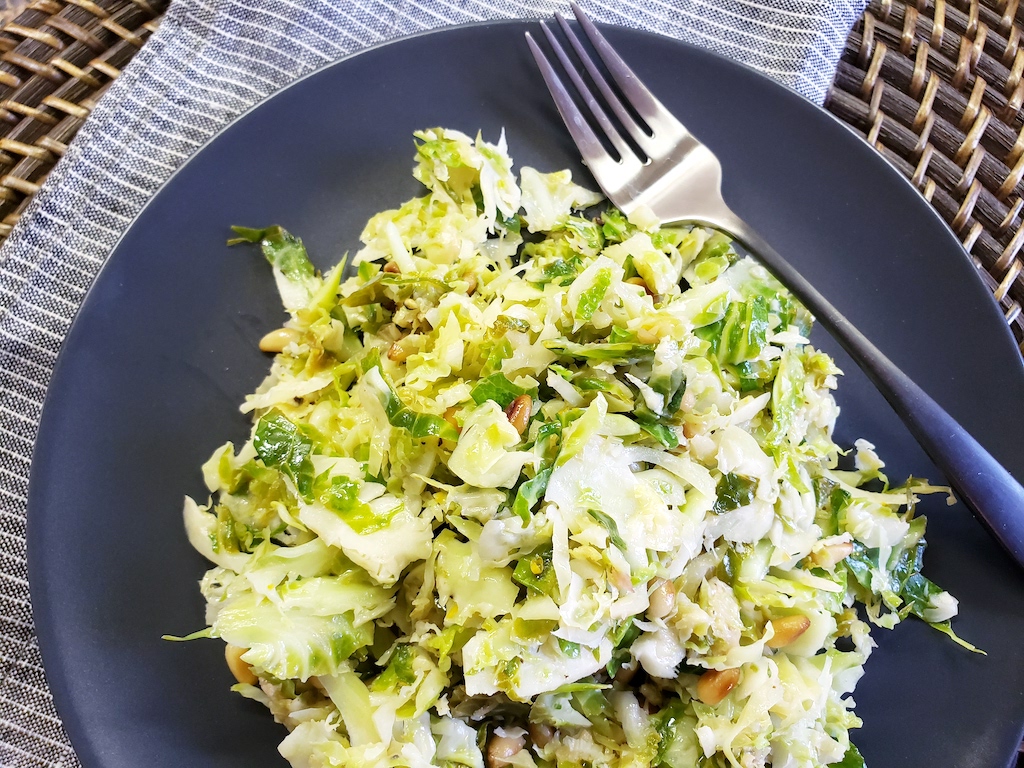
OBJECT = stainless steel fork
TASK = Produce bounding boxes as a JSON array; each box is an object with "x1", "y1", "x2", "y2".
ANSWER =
[{"x1": 527, "y1": 4, "x2": 1024, "y2": 569}]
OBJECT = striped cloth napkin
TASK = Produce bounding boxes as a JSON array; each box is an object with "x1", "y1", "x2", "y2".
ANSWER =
[{"x1": 0, "y1": 0, "x2": 865, "y2": 765}]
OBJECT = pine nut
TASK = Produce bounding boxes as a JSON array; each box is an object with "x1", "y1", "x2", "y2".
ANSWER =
[
  {"x1": 636, "y1": 328, "x2": 659, "y2": 344},
  {"x1": 505, "y1": 394, "x2": 532, "y2": 435},
  {"x1": 813, "y1": 541, "x2": 855, "y2": 568},
  {"x1": 766, "y1": 615, "x2": 811, "y2": 649},
  {"x1": 258, "y1": 327, "x2": 301, "y2": 353},
  {"x1": 387, "y1": 341, "x2": 408, "y2": 363},
  {"x1": 383, "y1": 261, "x2": 400, "y2": 273},
  {"x1": 647, "y1": 579, "x2": 676, "y2": 619},
  {"x1": 465, "y1": 274, "x2": 478, "y2": 296},
  {"x1": 487, "y1": 733, "x2": 525, "y2": 768},
  {"x1": 225, "y1": 644, "x2": 257, "y2": 686},
  {"x1": 529, "y1": 722, "x2": 554, "y2": 748},
  {"x1": 610, "y1": 569, "x2": 633, "y2": 593},
  {"x1": 696, "y1": 667, "x2": 740, "y2": 706}
]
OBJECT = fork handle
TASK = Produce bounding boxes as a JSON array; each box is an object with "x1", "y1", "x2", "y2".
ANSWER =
[{"x1": 723, "y1": 217, "x2": 1024, "y2": 569}]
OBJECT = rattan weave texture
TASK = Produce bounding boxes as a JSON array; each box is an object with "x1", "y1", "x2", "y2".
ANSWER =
[
  {"x1": 827, "y1": 0, "x2": 1024, "y2": 349},
  {"x1": 0, "y1": 0, "x2": 163, "y2": 240}
]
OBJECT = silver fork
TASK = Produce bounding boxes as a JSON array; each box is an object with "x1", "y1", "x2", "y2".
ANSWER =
[{"x1": 527, "y1": 4, "x2": 1024, "y2": 569}]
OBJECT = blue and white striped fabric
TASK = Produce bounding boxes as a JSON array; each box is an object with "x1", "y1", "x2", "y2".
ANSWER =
[{"x1": 0, "y1": 0, "x2": 865, "y2": 765}]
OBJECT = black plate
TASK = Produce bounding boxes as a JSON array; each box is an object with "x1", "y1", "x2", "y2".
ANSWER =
[{"x1": 27, "y1": 20, "x2": 1024, "y2": 768}]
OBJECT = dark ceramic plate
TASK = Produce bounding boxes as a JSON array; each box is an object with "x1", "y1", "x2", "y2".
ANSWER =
[{"x1": 27, "y1": 20, "x2": 1024, "y2": 768}]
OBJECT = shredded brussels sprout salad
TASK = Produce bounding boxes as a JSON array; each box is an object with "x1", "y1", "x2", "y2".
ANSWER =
[{"x1": 175, "y1": 128, "x2": 977, "y2": 768}]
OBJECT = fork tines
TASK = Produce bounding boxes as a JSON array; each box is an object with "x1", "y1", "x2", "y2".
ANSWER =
[{"x1": 525, "y1": 2, "x2": 677, "y2": 173}]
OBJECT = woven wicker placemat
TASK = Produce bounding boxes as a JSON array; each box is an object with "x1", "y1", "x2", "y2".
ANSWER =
[
  {"x1": 827, "y1": 0, "x2": 1024, "y2": 350},
  {"x1": 0, "y1": 2, "x2": 25, "y2": 25},
  {"x1": 0, "y1": 0, "x2": 162, "y2": 239}
]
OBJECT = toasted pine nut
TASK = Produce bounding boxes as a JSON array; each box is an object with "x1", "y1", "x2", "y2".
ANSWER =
[
  {"x1": 829, "y1": 541, "x2": 855, "y2": 561},
  {"x1": 387, "y1": 342, "x2": 408, "y2": 363},
  {"x1": 505, "y1": 394, "x2": 532, "y2": 435},
  {"x1": 813, "y1": 541, "x2": 855, "y2": 568},
  {"x1": 648, "y1": 579, "x2": 676, "y2": 620},
  {"x1": 487, "y1": 733, "x2": 525, "y2": 768},
  {"x1": 225, "y1": 644, "x2": 257, "y2": 685},
  {"x1": 696, "y1": 667, "x2": 740, "y2": 706},
  {"x1": 465, "y1": 274, "x2": 478, "y2": 296},
  {"x1": 383, "y1": 261, "x2": 400, "y2": 273},
  {"x1": 258, "y1": 327, "x2": 301, "y2": 353},
  {"x1": 528, "y1": 722, "x2": 554, "y2": 749},
  {"x1": 610, "y1": 569, "x2": 633, "y2": 593},
  {"x1": 682, "y1": 421, "x2": 698, "y2": 440},
  {"x1": 766, "y1": 615, "x2": 811, "y2": 649},
  {"x1": 626, "y1": 276, "x2": 654, "y2": 296}
]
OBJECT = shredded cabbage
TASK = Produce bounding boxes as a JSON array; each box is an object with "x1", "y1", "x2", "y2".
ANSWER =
[{"x1": 176, "y1": 127, "x2": 973, "y2": 768}]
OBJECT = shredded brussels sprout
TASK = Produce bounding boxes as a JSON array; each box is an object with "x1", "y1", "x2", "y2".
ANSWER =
[{"x1": 176, "y1": 127, "x2": 974, "y2": 768}]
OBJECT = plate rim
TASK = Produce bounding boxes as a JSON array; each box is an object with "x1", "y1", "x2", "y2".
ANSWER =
[{"x1": 25, "y1": 18, "x2": 1024, "y2": 768}]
